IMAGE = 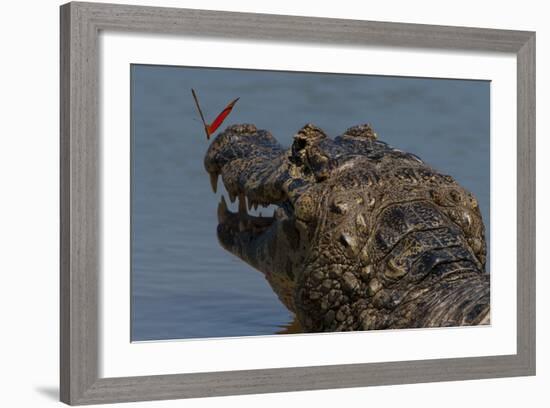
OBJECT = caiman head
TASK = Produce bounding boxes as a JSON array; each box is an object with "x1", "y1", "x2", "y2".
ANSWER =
[{"x1": 204, "y1": 123, "x2": 489, "y2": 332}]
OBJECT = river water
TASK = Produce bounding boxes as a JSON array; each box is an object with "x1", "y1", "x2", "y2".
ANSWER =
[{"x1": 131, "y1": 64, "x2": 490, "y2": 341}]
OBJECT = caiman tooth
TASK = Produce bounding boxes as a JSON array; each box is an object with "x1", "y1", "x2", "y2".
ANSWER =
[
  {"x1": 253, "y1": 201, "x2": 259, "y2": 211},
  {"x1": 209, "y1": 172, "x2": 219, "y2": 193},
  {"x1": 248, "y1": 199, "x2": 257, "y2": 211},
  {"x1": 274, "y1": 207, "x2": 286, "y2": 220},
  {"x1": 238, "y1": 193, "x2": 247, "y2": 215},
  {"x1": 217, "y1": 196, "x2": 228, "y2": 222}
]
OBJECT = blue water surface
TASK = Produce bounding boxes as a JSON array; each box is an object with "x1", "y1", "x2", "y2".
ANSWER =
[{"x1": 131, "y1": 65, "x2": 490, "y2": 341}]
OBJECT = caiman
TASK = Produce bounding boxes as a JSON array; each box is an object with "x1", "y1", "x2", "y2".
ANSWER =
[{"x1": 204, "y1": 123, "x2": 490, "y2": 332}]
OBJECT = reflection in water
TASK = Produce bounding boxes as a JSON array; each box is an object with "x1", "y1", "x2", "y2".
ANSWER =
[
  {"x1": 276, "y1": 318, "x2": 303, "y2": 335},
  {"x1": 131, "y1": 65, "x2": 490, "y2": 341}
]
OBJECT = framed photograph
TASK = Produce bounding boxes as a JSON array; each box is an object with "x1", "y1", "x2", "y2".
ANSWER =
[{"x1": 60, "y1": 1, "x2": 535, "y2": 405}]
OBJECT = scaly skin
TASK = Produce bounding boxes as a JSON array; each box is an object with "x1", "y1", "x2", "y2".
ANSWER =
[{"x1": 204, "y1": 123, "x2": 489, "y2": 332}]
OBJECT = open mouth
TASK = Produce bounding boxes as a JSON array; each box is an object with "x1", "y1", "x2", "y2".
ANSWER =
[
  {"x1": 217, "y1": 195, "x2": 279, "y2": 240},
  {"x1": 211, "y1": 172, "x2": 290, "y2": 245},
  {"x1": 203, "y1": 125, "x2": 294, "y2": 250}
]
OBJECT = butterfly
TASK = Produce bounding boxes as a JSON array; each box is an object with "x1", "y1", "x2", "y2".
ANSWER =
[{"x1": 191, "y1": 89, "x2": 240, "y2": 140}]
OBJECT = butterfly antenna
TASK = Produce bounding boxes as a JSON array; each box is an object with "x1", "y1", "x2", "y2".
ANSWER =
[{"x1": 191, "y1": 89, "x2": 211, "y2": 139}]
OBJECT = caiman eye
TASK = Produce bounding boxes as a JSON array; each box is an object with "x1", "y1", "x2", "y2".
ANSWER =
[
  {"x1": 289, "y1": 126, "x2": 334, "y2": 181},
  {"x1": 294, "y1": 137, "x2": 308, "y2": 151},
  {"x1": 289, "y1": 138, "x2": 307, "y2": 166}
]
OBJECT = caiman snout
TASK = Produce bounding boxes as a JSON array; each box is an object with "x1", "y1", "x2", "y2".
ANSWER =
[
  {"x1": 204, "y1": 124, "x2": 278, "y2": 176},
  {"x1": 204, "y1": 125, "x2": 308, "y2": 309},
  {"x1": 204, "y1": 124, "x2": 289, "y2": 203}
]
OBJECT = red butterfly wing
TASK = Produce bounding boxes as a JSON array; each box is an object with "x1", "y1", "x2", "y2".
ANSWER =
[{"x1": 207, "y1": 97, "x2": 240, "y2": 138}]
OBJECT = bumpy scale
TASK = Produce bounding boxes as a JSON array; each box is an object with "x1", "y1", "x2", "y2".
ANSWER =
[{"x1": 204, "y1": 123, "x2": 489, "y2": 332}]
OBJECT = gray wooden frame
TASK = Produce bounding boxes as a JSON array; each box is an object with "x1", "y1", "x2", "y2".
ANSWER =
[{"x1": 60, "y1": 1, "x2": 536, "y2": 405}]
